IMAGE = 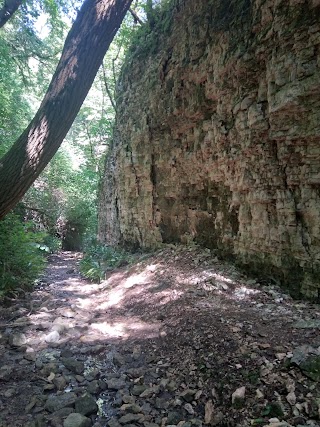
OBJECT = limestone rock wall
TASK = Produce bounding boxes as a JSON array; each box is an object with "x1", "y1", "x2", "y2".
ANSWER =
[{"x1": 98, "y1": 0, "x2": 320, "y2": 298}]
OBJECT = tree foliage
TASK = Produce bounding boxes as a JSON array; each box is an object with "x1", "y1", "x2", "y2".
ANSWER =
[{"x1": 0, "y1": 0, "x2": 171, "y2": 294}]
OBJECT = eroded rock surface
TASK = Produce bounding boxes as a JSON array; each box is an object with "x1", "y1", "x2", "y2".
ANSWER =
[{"x1": 98, "y1": 0, "x2": 320, "y2": 298}]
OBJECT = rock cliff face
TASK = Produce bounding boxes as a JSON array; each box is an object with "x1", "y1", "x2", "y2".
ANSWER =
[{"x1": 98, "y1": 0, "x2": 320, "y2": 298}]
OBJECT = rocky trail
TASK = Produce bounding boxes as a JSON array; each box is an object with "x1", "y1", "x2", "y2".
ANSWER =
[{"x1": 0, "y1": 246, "x2": 320, "y2": 427}]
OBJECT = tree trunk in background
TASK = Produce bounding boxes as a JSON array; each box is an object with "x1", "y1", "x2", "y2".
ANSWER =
[
  {"x1": 0, "y1": 0, "x2": 132, "y2": 220},
  {"x1": 0, "y1": 0, "x2": 22, "y2": 28}
]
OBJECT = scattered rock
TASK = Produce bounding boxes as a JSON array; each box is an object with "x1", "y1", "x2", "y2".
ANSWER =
[
  {"x1": 231, "y1": 386, "x2": 246, "y2": 408},
  {"x1": 291, "y1": 345, "x2": 320, "y2": 381},
  {"x1": 61, "y1": 357, "x2": 85, "y2": 375},
  {"x1": 131, "y1": 384, "x2": 147, "y2": 396},
  {"x1": 180, "y1": 389, "x2": 196, "y2": 403},
  {"x1": 75, "y1": 394, "x2": 98, "y2": 416},
  {"x1": 45, "y1": 331, "x2": 60, "y2": 344},
  {"x1": 184, "y1": 403, "x2": 194, "y2": 415},
  {"x1": 292, "y1": 320, "x2": 320, "y2": 329},
  {"x1": 9, "y1": 333, "x2": 27, "y2": 347},
  {"x1": 0, "y1": 365, "x2": 14, "y2": 381},
  {"x1": 45, "y1": 392, "x2": 77, "y2": 413},
  {"x1": 107, "y1": 378, "x2": 126, "y2": 390},
  {"x1": 204, "y1": 400, "x2": 214, "y2": 424},
  {"x1": 166, "y1": 411, "x2": 183, "y2": 425},
  {"x1": 63, "y1": 412, "x2": 92, "y2": 427}
]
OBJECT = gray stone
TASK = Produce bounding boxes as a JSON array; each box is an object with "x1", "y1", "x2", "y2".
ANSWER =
[
  {"x1": 87, "y1": 380, "x2": 101, "y2": 394},
  {"x1": 75, "y1": 394, "x2": 98, "y2": 416},
  {"x1": 45, "y1": 392, "x2": 77, "y2": 413},
  {"x1": 231, "y1": 386, "x2": 246, "y2": 408},
  {"x1": 180, "y1": 389, "x2": 196, "y2": 403},
  {"x1": 50, "y1": 407, "x2": 74, "y2": 418},
  {"x1": 9, "y1": 332, "x2": 27, "y2": 347},
  {"x1": 119, "y1": 413, "x2": 143, "y2": 424},
  {"x1": 53, "y1": 376, "x2": 67, "y2": 391},
  {"x1": 61, "y1": 357, "x2": 85, "y2": 375},
  {"x1": 108, "y1": 417, "x2": 121, "y2": 427},
  {"x1": 120, "y1": 403, "x2": 143, "y2": 413},
  {"x1": 63, "y1": 413, "x2": 92, "y2": 427},
  {"x1": 45, "y1": 331, "x2": 60, "y2": 343},
  {"x1": 291, "y1": 346, "x2": 320, "y2": 381},
  {"x1": 113, "y1": 352, "x2": 126, "y2": 367},
  {"x1": 131, "y1": 384, "x2": 147, "y2": 396},
  {"x1": 167, "y1": 411, "x2": 183, "y2": 425},
  {"x1": 0, "y1": 365, "x2": 14, "y2": 381},
  {"x1": 107, "y1": 378, "x2": 126, "y2": 390},
  {"x1": 292, "y1": 320, "x2": 320, "y2": 329}
]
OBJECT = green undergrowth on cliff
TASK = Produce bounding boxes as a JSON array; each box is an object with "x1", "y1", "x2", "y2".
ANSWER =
[
  {"x1": 123, "y1": 0, "x2": 175, "y2": 64},
  {"x1": 80, "y1": 242, "x2": 135, "y2": 283}
]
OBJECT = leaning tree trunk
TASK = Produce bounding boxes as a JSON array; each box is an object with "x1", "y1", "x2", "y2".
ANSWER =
[
  {"x1": 0, "y1": 0, "x2": 22, "y2": 28},
  {"x1": 0, "y1": 0, "x2": 132, "y2": 219}
]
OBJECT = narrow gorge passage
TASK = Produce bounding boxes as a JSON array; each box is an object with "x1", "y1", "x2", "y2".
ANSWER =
[{"x1": 0, "y1": 247, "x2": 320, "y2": 427}]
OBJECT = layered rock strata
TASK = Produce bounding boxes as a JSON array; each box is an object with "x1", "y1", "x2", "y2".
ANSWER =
[{"x1": 98, "y1": 0, "x2": 320, "y2": 298}]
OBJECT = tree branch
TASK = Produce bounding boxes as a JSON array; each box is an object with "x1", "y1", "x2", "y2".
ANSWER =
[
  {"x1": 0, "y1": 0, "x2": 22, "y2": 28},
  {"x1": 129, "y1": 7, "x2": 143, "y2": 25},
  {"x1": 0, "y1": 0, "x2": 133, "y2": 220},
  {"x1": 102, "y1": 62, "x2": 117, "y2": 112}
]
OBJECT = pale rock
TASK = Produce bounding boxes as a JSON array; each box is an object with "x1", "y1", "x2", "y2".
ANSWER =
[
  {"x1": 9, "y1": 333, "x2": 27, "y2": 347},
  {"x1": 286, "y1": 391, "x2": 296, "y2": 406},
  {"x1": 204, "y1": 400, "x2": 214, "y2": 424},
  {"x1": 231, "y1": 386, "x2": 246, "y2": 408},
  {"x1": 45, "y1": 331, "x2": 60, "y2": 343}
]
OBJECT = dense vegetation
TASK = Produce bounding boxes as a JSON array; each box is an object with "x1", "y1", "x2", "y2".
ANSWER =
[{"x1": 0, "y1": 0, "x2": 173, "y2": 296}]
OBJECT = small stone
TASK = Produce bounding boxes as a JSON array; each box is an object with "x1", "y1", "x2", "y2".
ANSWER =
[
  {"x1": 108, "y1": 418, "x2": 121, "y2": 427},
  {"x1": 204, "y1": 400, "x2": 214, "y2": 424},
  {"x1": 45, "y1": 331, "x2": 60, "y2": 343},
  {"x1": 107, "y1": 378, "x2": 126, "y2": 390},
  {"x1": 9, "y1": 332, "x2": 27, "y2": 347},
  {"x1": 118, "y1": 413, "x2": 143, "y2": 424},
  {"x1": 167, "y1": 411, "x2": 183, "y2": 425},
  {"x1": 140, "y1": 386, "x2": 159, "y2": 398},
  {"x1": 45, "y1": 392, "x2": 77, "y2": 413},
  {"x1": 62, "y1": 310, "x2": 75, "y2": 318},
  {"x1": 131, "y1": 384, "x2": 147, "y2": 395},
  {"x1": 113, "y1": 352, "x2": 126, "y2": 367},
  {"x1": 122, "y1": 395, "x2": 135, "y2": 404},
  {"x1": 24, "y1": 348, "x2": 36, "y2": 361},
  {"x1": 180, "y1": 389, "x2": 196, "y2": 403},
  {"x1": 286, "y1": 391, "x2": 296, "y2": 406},
  {"x1": 61, "y1": 357, "x2": 85, "y2": 375},
  {"x1": 0, "y1": 365, "x2": 13, "y2": 381},
  {"x1": 75, "y1": 394, "x2": 98, "y2": 416},
  {"x1": 63, "y1": 413, "x2": 92, "y2": 427},
  {"x1": 184, "y1": 403, "x2": 194, "y2": 415},
  {"x1": 87, "y1": 380, "x2": 101, "y2": 394},
  {"x1": 256, "y1": 389, "x2": 264, "y2": 399},
  {"x1": 53, "y1": 376, "x2": 67, "y2": 391},
  {"x1": 120, "y1": 403, "x2": 143, "y2": 413},
  {"x1": 231, "y1": 386, "x2": 246, "y2": 408}
]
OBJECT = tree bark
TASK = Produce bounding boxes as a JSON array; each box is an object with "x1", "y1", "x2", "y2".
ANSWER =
[
  {"x1": 0, "y1": 0, "x2": 22, "y2": 28},
  {"x1": 0, "y1": 0, "x2": 132, "y2": 220}
]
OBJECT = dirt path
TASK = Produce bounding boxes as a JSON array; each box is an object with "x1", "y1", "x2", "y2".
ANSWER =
[{"x1": 0, "y1": 247, "x2": 319, "y2": 427}]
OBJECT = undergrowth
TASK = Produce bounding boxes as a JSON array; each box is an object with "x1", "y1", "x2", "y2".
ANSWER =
[
  {"x1": 0, "y1": 214, "x2": 50, "y2": 298},
  {"x1": 80, "y1": 242, "x2": 134, "y2": 283}
]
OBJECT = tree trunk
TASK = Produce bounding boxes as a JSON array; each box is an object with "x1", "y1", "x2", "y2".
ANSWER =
[
  {"x1": 0, "y1": 0, "x2": 22, "y2": 28},
  {"x1": 0, "y1": 0, "x2": 132, "y2": 220}
]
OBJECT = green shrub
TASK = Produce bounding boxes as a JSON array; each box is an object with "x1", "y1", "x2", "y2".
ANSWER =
[
  {"x1": 80, "y1": 242, "x2": 133, "y2": 283},
  {"x1": 0, "y1": 214, "x2": 46, "y2": 297}
]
